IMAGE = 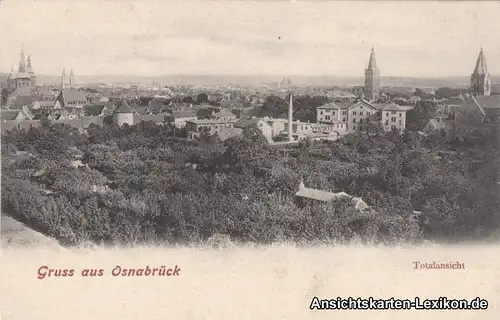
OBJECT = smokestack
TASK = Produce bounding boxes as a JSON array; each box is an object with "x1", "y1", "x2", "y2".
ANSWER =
[{"x1": 288, "y1": 93, "x2": 293, "y2": 142}]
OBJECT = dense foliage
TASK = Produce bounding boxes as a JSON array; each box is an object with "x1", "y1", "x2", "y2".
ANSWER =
[{"x1": 2, "y1": 116, "x2": 499, "y2": 247}]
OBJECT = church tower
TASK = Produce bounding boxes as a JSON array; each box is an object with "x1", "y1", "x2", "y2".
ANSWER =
[
  {"x1": 27, "y1": 56, "x2": 36, "y2": 87},
  {"x1": 18, "y1": 44, "x2": 26, "y2": 73},
  {"x1": 69, "y1": 69, "x2": 75, "y2": 88},
  {"x1": 61, "y1": 68, "x2": 67, "y2": 90},
  {"x1": 364, "y1": 46, "x2": 380, "y2": 102},
  {"x1": 470, "y1": 47, "x2": 491, "y2": 96}
]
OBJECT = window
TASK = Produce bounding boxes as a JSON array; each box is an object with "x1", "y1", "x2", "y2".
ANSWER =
[
  {"x1": 342, "y1": 117, "x2": 346, "y2": 122},
  {"x1": 353, "y1": 125, "x2": 357, "y2": 130},
  {"x1": 391, "y1": 117, "x2": 396, "y2": 122},
  {"x1": 399, "y1": 113, "x2": 402, "y2": 117},
  {"x1": 342, "y1": 111, "x2": 347, "y2": 115},
  {"x1": 386, "y1": 112, "x2": 389, "y2": 116},
  {"x1": 320, "y1": 111, "x2": 324, "y2": 115},
  {"x1": 325, "y1": 115, "x2": 331, "y2": 120},
  {"x1": 399, "y1": 120, "x2": 402, "y2": 125},
  {"x1": 359, "y1": 119, "x2": 363, "y2": 124},
  {"x1": 332, "y1": 112, "x2": 336, "y2": 116},
  {"x1": 360, "y1": 112, "x2": 364, "y2": 115},
  {"x1": 352, "y1": 111, "x2": 357, "y2": 115},
  {"x1": 353, "y1": 118, "x2": 356, "y2": 123},
  {"x1": 385, "y1": 120, "x2": 389, "y2": 125}
]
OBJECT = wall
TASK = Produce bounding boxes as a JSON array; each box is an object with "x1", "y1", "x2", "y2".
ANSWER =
[{"x1": 114, "y1": 113, "x2": 134, "y2": 127}]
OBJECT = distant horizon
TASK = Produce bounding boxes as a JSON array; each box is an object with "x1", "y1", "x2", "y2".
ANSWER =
[
  {"x1": 1, "y1": 1, "x2": 499, "y2": 77},
  {"x1": 3, "y1": 71, "x2": 499, "y2": 80}
]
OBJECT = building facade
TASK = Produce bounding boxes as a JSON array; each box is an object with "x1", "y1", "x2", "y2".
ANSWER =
[{"x1": 113, "y1": 100, "x2": 135, "y2": 126}]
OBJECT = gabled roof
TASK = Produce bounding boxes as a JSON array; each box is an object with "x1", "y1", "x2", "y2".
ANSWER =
[
  {"x1": 171, "y1": 110, "x2": 198, "y2": 118},
  {"x1": 212, "y1": 108, "x2": 236, "y2": 119},
  {"x1": 1, "y1": 110, "x2": 22, "y2": 121},
  {"x1": 317, "y1": 102, "x2": 342, "y2": 109},
  {"x1": 425, "y1": 118, "x2": 445, "y2": 131},
  {"x1": 218, "y1": 127, "x2": 243, "y2": 141},
  {"x1": 233, "y1": 117, "x2": 263, "y2": 128},
  {"x1": 59, "y1": 89, "x2": 87, "y2": 104},
  {"x1": 114, "y1": 100, "x2": 134, "y2": 114},
  {"x1": 473, "y1": 95, "x2": 500, "y2": 109},
  {"x1": 295, "y1": 182, "x2": 369, "y2": 210},
  {"x1": 348, "y1": 98, "x2": 378, "y2": 110},
  {"x1": 375, "y1": 103, "x2": 407, "y2": 111},
  {"x1": 13, "y1": 95, "x2": 40, "y2": 109}
]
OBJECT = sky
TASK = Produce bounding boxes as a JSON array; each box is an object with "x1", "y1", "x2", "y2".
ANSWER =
[{"x1": 0, "y1": 0, "x2": 499, "y2": 77}]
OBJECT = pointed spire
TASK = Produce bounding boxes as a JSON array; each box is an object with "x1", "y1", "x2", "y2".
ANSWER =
[
  {"x1": 367, "y1": 46, "x2": 377, "y2": 70},
  {"x1": 18, "y1": 44, "x2": 26, "y2": 73},
  {"x1": 69, "y1": 69, "x2": 75, "y2": 88},
  {"x1": 61, "y1": 68, "x2": 67, "y2": 90},
  {"x1": 473, "y1": 47, "x2": 488, "y2": 75}
]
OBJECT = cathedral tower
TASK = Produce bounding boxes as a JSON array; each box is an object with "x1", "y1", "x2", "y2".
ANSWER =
[
  {"x1": 470, "y1": 47, "x2": 491, "y2": 96},
  {"x1": 364, "y1": 46, "x2": 380, "y2": 102},
  {"x1": 18, "y1": 44, "x2": 26, "y2": 73},
  {"x1": 61, "y1": 68, "x2": 67, "y2": 90},
  {"x1": 27, "y1": 56, "x2": 36, "y2": 87},
  {"x1": 69, "y1": 69, "x2": 75, "y2": 88}
]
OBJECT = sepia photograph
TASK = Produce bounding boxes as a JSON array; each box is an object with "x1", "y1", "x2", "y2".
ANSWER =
[{"x1": 1, "y1": 0, "x2": 500, "y2": 319}]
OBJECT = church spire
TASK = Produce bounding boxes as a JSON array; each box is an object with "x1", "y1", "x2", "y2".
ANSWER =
[
  {"x1": 364, "y1": 46, "x2": 380, "y2": 102},
  {"x1": 367, "y1": 46, "x2": 377, "y2": 70},
  {"x1": 18, "y1": 44, "x2": 26, "y2": 73},
  {"x1": 472, "y1": 47, "x2": 488, "y2": 76},
  {"x1": 61, "y1": 68, "x2": 67, "y2": 90},
  {"x1": 470, "y1": 47, "x2": 491, "y2": 96},
  {"x1": 69, "y1": 69, "x2": 75, "y2": 88}
]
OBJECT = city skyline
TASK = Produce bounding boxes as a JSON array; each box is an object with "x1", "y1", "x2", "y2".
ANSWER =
[{"x1": 0, "y1": 1, "x2": 499, "y2": 78}]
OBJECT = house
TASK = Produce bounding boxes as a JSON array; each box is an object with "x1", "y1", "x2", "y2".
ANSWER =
[
  {"x1": 1, "y1": 106, "x2": 34, "y2": 122},
  {"x1": 446, "y1": 95, "x2": 500, "y2": 141},
  {"x1": 31, "y1": 100, "x2": 56, "y2": 110},
  {"x1": 55, "y1": 89, "x2": 88, "y2": 108},
  {"x1": 217, "y1": 127, "x2": 244, "y2": 141},
  {"x1": 234, "y1": 117, "x2": 273, "y2": 141},
  {"x1": 294, "y1": 180, "x2": 369, "y2": 211},
  {"x1": 169, "y1": 110, "x2": 198, "y2": 128},
  {"x1": 211, "y1": 108, "x2": 237, "y2": 121},
  {"x1": 347, "y1": 99, "x2": 380, "y2": 133},
  {"x1": 186, "y1": 107, "x2": 239, "y2": 139},
  {"x1": 54, "y1": 110, "x2": 71, "y2": 121},
  {"x1": 186, "y1": 118, "x2": 237, "y2": 139},
  {"x1": 316, "y1": 102, "x2": 349, "y2": 135},
  {"x1": 375, "y1": 103, "x2": 407, "y2": 132},
  {"x1": 113, "y1": 100, "x2": 135, "y2": 126},
  {"x1": 423, "y1": 118, "x2": 446, "y2": 134}
]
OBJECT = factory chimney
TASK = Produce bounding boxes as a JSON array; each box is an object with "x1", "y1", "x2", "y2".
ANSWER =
[{"x1": 288, "y1": 93, "x2": 293, "y2": 142}]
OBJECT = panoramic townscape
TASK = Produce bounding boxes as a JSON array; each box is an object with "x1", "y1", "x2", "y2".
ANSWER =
[
  {"x1": 1, "y1": 0, "x2": 499, "y2": 248},
  {"x1": 2, "y1": 42, "x2": 499, "y2": 247}
]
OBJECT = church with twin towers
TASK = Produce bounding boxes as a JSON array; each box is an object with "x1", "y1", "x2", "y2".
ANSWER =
[{"x1": 361, "y1": 46, "x2": 492, "y2": 101}]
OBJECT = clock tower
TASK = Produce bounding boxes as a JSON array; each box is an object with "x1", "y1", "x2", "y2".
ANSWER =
[{"x1": 470, "y1": 47, "x2": 491, "y2": 96}]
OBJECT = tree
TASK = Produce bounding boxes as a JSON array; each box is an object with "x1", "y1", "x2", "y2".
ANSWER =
[{"x1": 197, "y1": 93, "x2": 209, "y2": 104}]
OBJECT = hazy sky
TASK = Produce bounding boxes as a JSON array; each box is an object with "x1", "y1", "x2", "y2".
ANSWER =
[{"x1": 0, "y1": 0, "x2": 499, "y2": 77}]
